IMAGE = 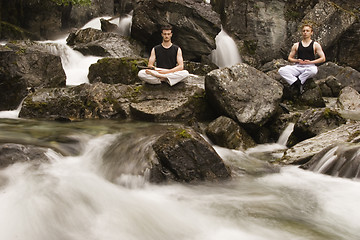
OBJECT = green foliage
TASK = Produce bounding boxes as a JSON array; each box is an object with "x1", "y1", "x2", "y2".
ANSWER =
[
  {"x1": 50, "y1": 0, "x2": 91, "y2": 6},
  {"x1": 176, "y1": 129, "x2": 192, "y2": 139}
]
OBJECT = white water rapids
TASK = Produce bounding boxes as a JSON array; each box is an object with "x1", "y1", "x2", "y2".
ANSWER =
[{"x1": 0, "y1": 120, "x2": 359, "y2": 240}]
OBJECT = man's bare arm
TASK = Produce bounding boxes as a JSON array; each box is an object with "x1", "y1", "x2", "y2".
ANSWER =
[{"x1": 288, "y1": 43, "x2": 299, "y2": 63}]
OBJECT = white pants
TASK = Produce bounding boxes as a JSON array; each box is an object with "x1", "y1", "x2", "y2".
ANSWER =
[
  {"x1": 138, "y1": 69, "x2": 189, "y2": 86},
  {"x1": 278, "y1": 64, "x2": 318, "y2": 85}
]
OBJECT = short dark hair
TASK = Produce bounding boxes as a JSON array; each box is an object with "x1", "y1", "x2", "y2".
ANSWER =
[{"x1": 161, "y1": 25, "x2": 173, "y2": 32}]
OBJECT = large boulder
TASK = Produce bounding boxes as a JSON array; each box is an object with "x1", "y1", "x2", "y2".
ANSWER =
[
  {"x1": 314, "y1": 62, "x2": 360, "y2": 92},
  {"x1": 281, "y1": 121, "x2": 360, "y2": 165},
  {"x1": 19, "y1": 83, "x2": 131, "y2": 120},
  {"x1": 205, "y1": 63, "x2": 283, "y2": 128},
  {"x1": 0, "y1": 41, "x2": 66, "y2": 110},
  {"x1": 150, "y1": 127, "x2": 231, "y2": 183},
  {"x1": 131, "y1": 0, "x2": 221, "y2": 61},
  {"x1": 19, "y1": 77, "x2": 215, "y2": 122},
  {"x1": 66, "y1": 28, "x2": 140, "y2": 58}
]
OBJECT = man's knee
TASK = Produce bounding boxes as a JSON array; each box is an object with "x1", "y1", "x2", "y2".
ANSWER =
[{"x1": 138, "y1": 69, "x2": 147, "y2": 79}]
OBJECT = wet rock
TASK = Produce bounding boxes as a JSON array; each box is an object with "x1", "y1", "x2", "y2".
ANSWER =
[
  {"x1": 66, "y1": 28, "x2": 140, "y2": 58},
  {"x1": 205, "y1": 116, "x2": 256, "y2": 150},
  {"x1": 100, "y1": 18, "x2": 120, "y2": 33},
  {"x1": 150, "y1": 127, "x2": 231, "y2": 183},
  {"x1": 88, "y1": 57, "x2": 148, "y2": 84},
  {"x1": 287, "y1": 108, "x2": 346, "y2": 147},
  {"x1": 301, "y1": 143, "x2": 360, "y2": 179},
  {"x1": 0, "y1": 143, "x2": 49, "y2": 168},
  {"x1": 0, "y1": 41, "x2": 66, "y2": 110},
  {"x1": 281, "y1": 121, "x2": 360, "y2": 165},
  {"x1": 131, "y1": 0, "x2": 221, "y2": 61},
  {"x1": 205, "y1": 63, "x2": 283, "y2": 127},
  {"x1": 337, "y1": 86, "x2": 360, "y2": 111}
]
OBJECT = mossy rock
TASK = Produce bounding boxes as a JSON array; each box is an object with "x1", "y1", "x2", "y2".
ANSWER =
[{"x1": 88, "y1": 57, "x2": 147, "y2": 85}]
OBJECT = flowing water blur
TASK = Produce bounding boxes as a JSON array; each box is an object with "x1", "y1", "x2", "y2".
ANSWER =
[
  {"x1": 0, "y1": 119, "x2": 359, "y2": 240},
  {"x1": 210, "y1": 29, "x2": 242, "y2": 68}
]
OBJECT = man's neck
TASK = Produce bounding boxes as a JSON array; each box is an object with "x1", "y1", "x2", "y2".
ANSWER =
[
  {"x1": 162, "y1": 41, "x2": 172, "y2": 48},
  {"x1": 302, "y1": 37, "x2": 312, "y2": 44}
]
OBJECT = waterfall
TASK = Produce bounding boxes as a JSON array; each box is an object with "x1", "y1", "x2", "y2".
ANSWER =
[
  {"x1": 0, "y1": 102, "x2": 22, "y2": 119},
  {"x1": 210, "y1": 29, "x2": 242, "y2": 68},
  {"x1": 41, "y1": 38, "x2": 101, "y2": 86},
  {"x1": 304, "y1": 144, "x2": 360, "y2": 179},
  {"x1": 39, "y1": 15, "x2": 128, "y2": 86},
  {"x1": 277, "y1": 123, "x2": 295, "y2": 146},
  {"x1": 119, "y1": 12, "x2": 133, "y2": 36}
]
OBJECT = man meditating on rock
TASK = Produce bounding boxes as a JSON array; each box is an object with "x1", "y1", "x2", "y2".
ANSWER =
[
  {"x1": 278, "y1": 23, "x2": 325, "y2": 94},
  {"x1": 138, "y1": 25, "x2": 189, "y2": 86}
]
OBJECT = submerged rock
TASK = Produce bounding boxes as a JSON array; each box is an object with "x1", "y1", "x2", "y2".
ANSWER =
[
  {"x1": 150, "y1": 127, "x2": 231, "y2": 183},
  {"x1": 0, "y1": 143, "x2": 49, "y2": 168}
]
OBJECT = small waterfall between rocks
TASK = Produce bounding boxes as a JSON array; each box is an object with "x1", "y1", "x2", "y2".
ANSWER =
[{"x1": 210, "y1": 29, "x2": 242, "y2": 68}]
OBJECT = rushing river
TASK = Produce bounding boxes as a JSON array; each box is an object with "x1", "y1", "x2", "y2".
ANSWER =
[{"x1": 0, "y1": 118, "x2": 359, "y2": 240}]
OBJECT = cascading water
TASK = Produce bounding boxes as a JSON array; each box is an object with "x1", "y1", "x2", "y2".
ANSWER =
[
  {"x1": 210, "y1": 29, "x2": 242, "y2": 68},
  {"x1": 40, "y1": 16, "x2": 122, "y2": 86},
  {"x1": 0, "y1": 119, "x2": 359, "y2": 240}
]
